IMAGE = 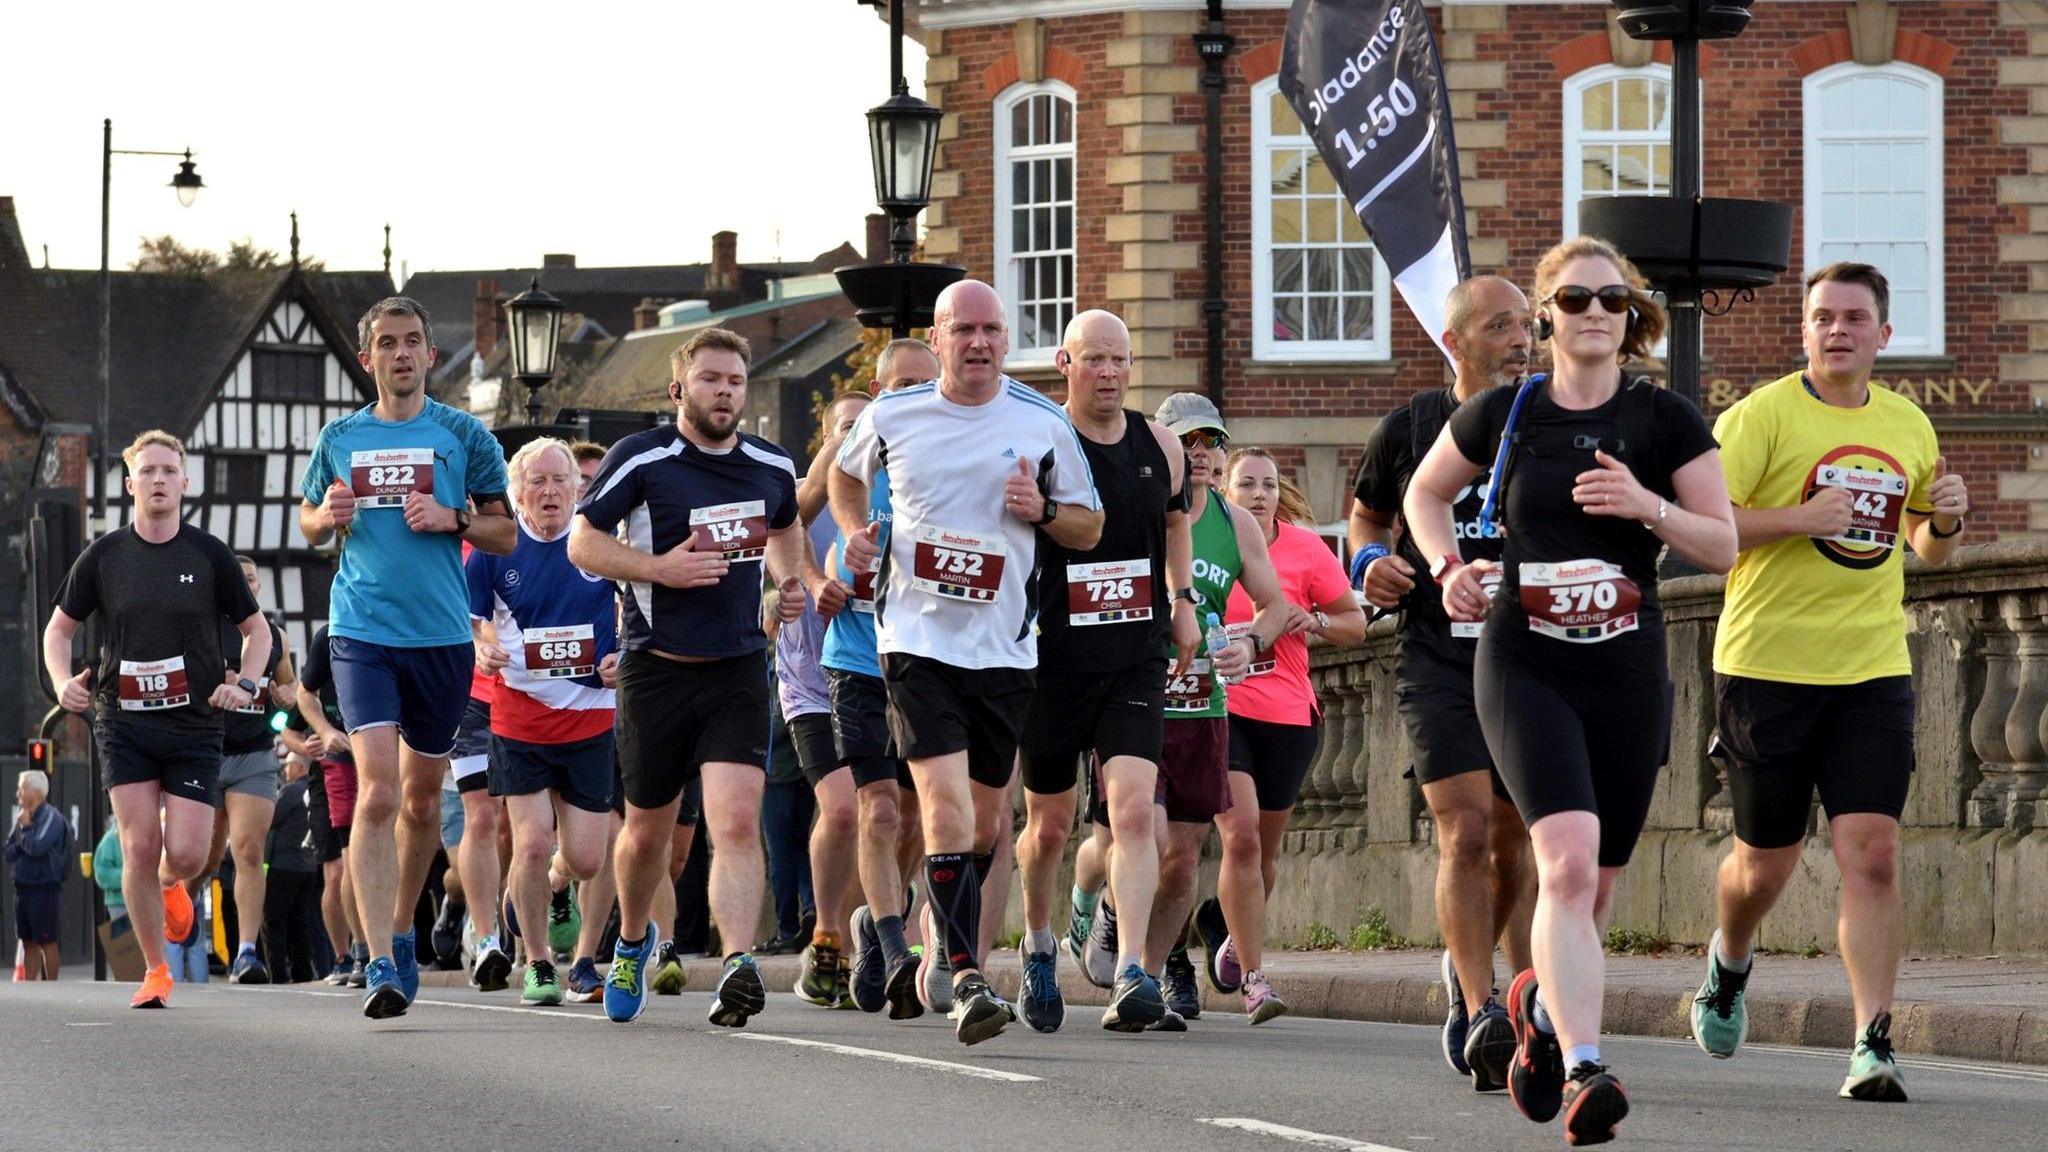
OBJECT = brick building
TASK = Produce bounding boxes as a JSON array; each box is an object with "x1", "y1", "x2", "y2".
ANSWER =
[{"x1": 904, "y1": 0, "x2": 2048, "y2": 535}]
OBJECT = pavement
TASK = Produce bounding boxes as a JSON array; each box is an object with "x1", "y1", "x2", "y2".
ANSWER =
[
  {"x1": 419, "y1": 942, "x2": 2048, "y2": 1066},
  {"x1": 6, "y1": 977, "x2": 2047, "y2": 1152}
]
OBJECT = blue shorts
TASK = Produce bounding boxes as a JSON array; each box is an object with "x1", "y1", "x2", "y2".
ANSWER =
[
  {"x1": 329, "y1": 637, "x2": 472, "y2": 758},
  {"x1": 14, "y1": 884, "x2": 61, "y2": 944},
  {"x1": 439, "y1": 785, "x2": 465, "y2": 850},
  {"x1": 489, "y1": 731, "x2": 615, "y2": 814}
]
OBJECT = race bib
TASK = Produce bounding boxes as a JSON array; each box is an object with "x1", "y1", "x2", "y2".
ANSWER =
[
  {"x1": 234, "y1": 675, "x2": 271, "y2": 715},
  {"x1": 1451, "y1": 569, "x2": 1502, "y2": 640},
  {"x1": 1520, "y1": 560, "x2": 1640, "y2": 643},
  {"x1": 524, "y1": 625, "x2": 596, "y2": 680},
  {"x1": 1224, "y1": 622, "x2": 1274, "y2": 677},
  {"x1": 1813, "y1": 465, "x2": 1907, "y2": 551},
  {"x1": 912, "y1": 526, "x2": 1006, "y2": 603},
  {"x1": 1066, "y1": 559, "x2": 1152, "y2": 626},
  {"x1": 349, "y1": 448, "x2": 434, "y2": 509},
  {"x1": 849, "y1": 561, "x2": 879, "y2": 614},
  {"x1": 690, "y1": 500, "x2": 769, "y2": 562},
  {"x1": 118, "y1": 657, "x2": 191, "y2": 711},
  {"x1": 1163, "y1": 659, "x2": 1216, "y2": 713}
]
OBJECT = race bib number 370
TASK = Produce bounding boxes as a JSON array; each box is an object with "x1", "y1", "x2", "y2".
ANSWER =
[
  {"x1": 1519, "y1": 560, "x2": 1641, "y2": 644},
  {"x1": 349, "y1": 448, "x2": 434, "y2": 509},
  {"x1": 690, "y1": 501, "x2": 769, "y2": 562},
  {"x1": 912, "y1": 526, "x2": 1006, "y2": 603},
  {"x1": 119, "y1": 657, "x2": 191, "y2": 711},
  {"x1": 1813, "y1": 465, "x2": 1907, "y2": 551},
  {"x1": 1066, "y1": 558, "x2": 1152, "y2": 626}
]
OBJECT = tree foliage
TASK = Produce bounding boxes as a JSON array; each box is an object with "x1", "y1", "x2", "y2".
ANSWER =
[{"x1": 132, "y1": 235, "x2": 322, "y2": 276}]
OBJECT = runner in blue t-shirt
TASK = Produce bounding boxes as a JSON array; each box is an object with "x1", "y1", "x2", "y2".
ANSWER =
[
  {"x1": 298, "y1": 296, "x2": 514, "y2": 1019},
  {"x1": 569, "y1": 326, "x2": 822, "y2": 1027}
]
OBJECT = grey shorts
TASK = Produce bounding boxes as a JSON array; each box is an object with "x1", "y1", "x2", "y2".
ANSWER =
[{"x1": 218, "y1": 749, "x2": 281, "y2": 803}]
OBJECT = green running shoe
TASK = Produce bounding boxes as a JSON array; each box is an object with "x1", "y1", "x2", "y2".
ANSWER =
[
  {"x1": 796, "y1": 940, "x2": 844, "y2": 1007},
  {"x1": 651, "y1": 940, "x2": 688, "y2": 996},
  {"x1": 1690, "y1": 929, "x2": 1750, "y2": 1059},
  {"x1": 547, "y1": 886, "x2": 581, "y2": 958},
  {"x1": 1839, "y1": 1012, "x2": 1908, "y2": 1102},
  {"x1": 523, "y1": 958, "x2": 565, "y2": 1006}
]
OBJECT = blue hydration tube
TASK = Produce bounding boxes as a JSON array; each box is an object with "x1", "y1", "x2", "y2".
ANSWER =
[{"x1": 1477, "y1": 374, "x2": 1542, "y2": 537}]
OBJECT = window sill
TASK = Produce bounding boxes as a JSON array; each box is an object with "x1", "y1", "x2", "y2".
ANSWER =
[
  {"x1": 1244, "y1": 359, "x2": 1404, "y2": 379},
  {"x1": 1873, "y1": 355, "x2": 1956, "y2": 373}
]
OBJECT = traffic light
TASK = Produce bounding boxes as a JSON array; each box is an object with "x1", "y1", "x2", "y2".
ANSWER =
[{"x1": 26, "y1": 739, "x2": 52, "y2": 770}]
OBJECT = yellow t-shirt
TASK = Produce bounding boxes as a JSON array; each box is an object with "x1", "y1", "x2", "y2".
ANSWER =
[{"x1": 1712, "y1": 372, "x2": 1937, "y2": 685}]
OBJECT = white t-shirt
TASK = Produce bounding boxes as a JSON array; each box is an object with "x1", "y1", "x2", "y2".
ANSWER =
[{"x1": 837, "y1": 377, "x2": 1100, "y2": 670}]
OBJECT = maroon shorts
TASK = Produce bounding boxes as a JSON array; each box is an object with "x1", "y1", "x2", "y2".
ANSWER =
[
  {"x1": 322, "y1": 759, "x2": 359, "y2": 828},
  {"x1": 1158, "y1": 716, "x2": 1233, "y2": 823}
]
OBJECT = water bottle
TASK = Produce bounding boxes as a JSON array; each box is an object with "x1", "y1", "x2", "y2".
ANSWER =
[{"x1": 1206, "y1": 611, "x2": 1242, "y2": 685}]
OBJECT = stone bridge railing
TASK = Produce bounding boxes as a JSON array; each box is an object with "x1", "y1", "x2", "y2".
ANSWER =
[{"x1": 1267, "y1": 539, "x2": 2048, "y2": 956}]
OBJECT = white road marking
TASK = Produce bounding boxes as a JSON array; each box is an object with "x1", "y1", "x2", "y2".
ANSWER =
[
  {"x1": 1625, "y1": 1035, "x2": 2048, "y2": 1083},
  {"x1": 1199, "y1": 1118, "x2": 1412, "y2": 1151},
  {"x1": 727, "y1": 1033, "x2": 1041, "y2": 1082},
  {"x1": 64, "y1": 1022, "x2": 111, "y2": 1027}
]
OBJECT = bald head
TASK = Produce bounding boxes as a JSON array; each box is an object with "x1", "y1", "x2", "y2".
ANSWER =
[
  {"x1": 1061, "y1": 309, "x2": 1129, "y2": 352},
  {"x1": 931, "y1": 278, "x2": 1009, "y2": 395},
  {"x1": 1057, "y1": 308, "x2": 1133, "y2": 422},
  {"x1": 1442, "y1": 275, "x2": 1532, "y2": 389}
]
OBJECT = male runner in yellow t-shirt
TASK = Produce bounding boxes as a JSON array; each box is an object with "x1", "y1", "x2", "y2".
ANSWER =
[{"x1": 1693, "y1": 262, "x2": 1971, "y2": 1103}]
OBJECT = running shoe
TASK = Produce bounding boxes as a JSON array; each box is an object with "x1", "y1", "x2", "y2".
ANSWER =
[
  {"x1": 1464, "y1": 998, "x2": 1515, "y2": 1092},
  {"x1": 563, "y1": 957, "x2": 604, "y2": 1003},
  {"x1": 362, "y1": 957, "x2": 407, "y2": 1019},
  {"x1": 848, "y1": 905, "x2": 886, "y2": 1013},
  {"x1": 1690, "y1": 929, "x2": 1750, "y2": 1059},
  {"x1": 884, "y1": 951, "x2": 925, "y2": 1021},
  {"x1": 951, "y1": 975, "x2": 1015, "y2": 1046},
  {"x1": 547, "y1": 886, "x2": 581, "y2": 959},
  {"x1": 1019, "y1": 943, "x2": 1064, "y2": 1033},
  {"x1": 1163, "y1": 947, "x2": 1202, "y2": 1020},
  {"x1": 1839, "y1": 1012, "x2": 1908, "y2": 1102},
  {"x1": 1243, "y1": 968, "x2": 1288, "y2": 1025},
  {"x1": 346, "y1": 947, "x2": 368, "y2": 989},
  {"x1": 230, "y1": 945, "x2": 270, "y2": 985},
  {"x1": 1146, "y1": 1009, "x2": 1188, "y2": 1033},
  {"x1": 1102, "y1": 964, "x2": 1166, "y2": 1033},
  {"x1": 162, "y1": 882, "x2": 195, "y2": 944},
  {"x1": 471, "y1": 937, "x2": 512, "y2": 992},
  {"x1": 325, "y1": 957, "x2": 353, "y2": 986},
  {"x1": 1561, "y1": 1062, "x2": 1629, "y2": 1146},
  {"x1": 917, "y1": 904, "x2": 954, "y2": 1014},
  {"x1": 1081, "y1": 898, "x2": 1119, "y2": 989},
  {"x1": 604, "y1": 922, "x2": 656, "y2": 1023},
  {"x1": 432, "y1": 895, "x2": 466, "y2": 969},
  {"x1": 796, "y1": 939, "x2": 844, "y2": 1007},
  {"x1": 523, "y1": 958, "x2": 565, "y2": 1006},
  {"x1": 709, "y1": 953, "x2": 767, "y2": 1028},
  {"x1": 502, "y1": 896, "x2": 520, "y2": 941},
  {"x1": 1441, "y1": 949, "x2": 1472, "y2": 1076},
  {"x1": 651, "y1": 940, "x2": 687, "y2": 995},
  {"x1": 1064, "y1": 895, "x2": 1095, "y2": 973},
  {"x1": 392, "y1": 930, "x2": 420, "y2": 1003},
  {"x1": 131, "y1": 963, "x2": 173, "y2": 1009},
  {"x1": 1193, "y1": 896, "x2": 1240, "y2": 993},
  {"x1": 1507, "y1": 969, "x2": 1565, "y2": 1123}
]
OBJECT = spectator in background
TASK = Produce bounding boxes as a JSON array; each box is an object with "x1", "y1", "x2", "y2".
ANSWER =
[
  {"x1": 95, "y1": 820, "x2": 125, "y2": 921},
  {"x1": 264, "y1": 756, "x2": 325, "y2": 983},
  {"x1": 757, "y1": 672, "x2": 815, "y2": 956},
  {"x1": 7, "y1": 770, "x2": 71, "y2": 979}
]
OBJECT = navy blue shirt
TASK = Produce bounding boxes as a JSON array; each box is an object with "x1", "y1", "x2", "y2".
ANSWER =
[{"x1": 577, "y1": 425, "x2": 798, "y2": 659}]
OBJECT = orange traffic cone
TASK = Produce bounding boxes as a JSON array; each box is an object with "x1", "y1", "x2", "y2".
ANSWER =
[{"x1": 10, "y1": 940, "x2": 25, "y2": 982}]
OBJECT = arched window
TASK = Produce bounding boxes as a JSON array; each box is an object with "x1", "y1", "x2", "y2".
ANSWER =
[
  {"x1": 1562, "y1": 63, "x2": 1673, "y2": 239},
  {"x1": 993, "y1": 81, "x2": 1076, "y2": 362}
]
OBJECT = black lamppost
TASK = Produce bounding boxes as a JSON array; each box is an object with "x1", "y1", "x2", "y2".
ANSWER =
[
  {"x1": 505, "y1": 277, "x2": 565, "y2": 424},
  {"x1": 98, "y1": 119, "x2": 204, "y2": 534}
]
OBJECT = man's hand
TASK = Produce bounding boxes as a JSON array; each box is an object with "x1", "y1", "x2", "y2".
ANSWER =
[
  {"x1": 475, "y1": 637, "x2": 511, "y2": 676},
  {"x1": 209, "y1": 676, "x2": 255, "y2": 711},
  {"x1": 1004, "y1": 458, "x2": 1044, "y2": 524},
  {"x1": 775, "y1": 576, "x2": 807, "y2": 624},
  {"x1": 1362, "y1": 554, "x2": 1417, "y2": 610},
  {"x1": 1169, "y1": 599, "x2": 1199, "y2": 676},
  {"x1": 304, "y1": 730, "x2": 331, "y2": 760},
  {"x1": 649, "y1": 534, "x2": 730, "y2": 590},
  {"x1": 811, "y1": 575, "x2": 851, "y2": 621},
  {"x1": 403, "y1": 490, "x2": 457, "y2": 535},
  {"x1": 1928, "y1": 455, "x2": 1970, "y2": 530},
  {"x1": 1213, "y1": 638, "x2": 1252, "y2": 680},
  {"x1": 598, "y1": 652, "x2": 620, "y2": 688},
  {"x1": 58, "y1": 669, "x2": 91, "y2": 714},
  {"x1": 322, "y1": 480, "x2": 357, "y2": 534},
  {"x1": 842, "y1": 521, "x2": 882, "y2": 574},
  {"x1": 1801, "y1": 485, "x2": 1854, "y2": 539},
  {"x1": 1277, "y1": 603, "x2": 1318, "y2": 636}
]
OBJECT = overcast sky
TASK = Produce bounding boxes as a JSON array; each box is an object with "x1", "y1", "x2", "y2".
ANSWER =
[{"x1": 2, "y1": 1, "x2": 927, "y2": 284}]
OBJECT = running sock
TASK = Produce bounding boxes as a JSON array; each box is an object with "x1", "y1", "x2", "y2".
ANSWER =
[
  {"x1": 972, "y1": 849, "x2": 996, "y2": 887},
  {"x1": 1532, "y1": 992, "x2": 1556, "y2": 1034},
  {"x1": 1717, "y1": 938, "x2": 1754, "y2": 972},
  {"x1": 238, "y1": 942, "x2": 258, "y2": 957},
  {"x1": 1025, "y1": 926, "x2": 1057, "y2": 957},
  {"x1": 1565, "y1": 1044, "x2": 1601, "y2": 1070},
  {"x1": 925, "y1": 853, "x2": 981, "y2": 974},
  {"x1": 616, "y1": 933, "x2": 647, "y2": 955},
  {"x1": 1072, "y1": 884, "x2": 1101, "y2": 916},
  {"x1": 876, "y1": 914, "x2": 912, "y2": 968}
]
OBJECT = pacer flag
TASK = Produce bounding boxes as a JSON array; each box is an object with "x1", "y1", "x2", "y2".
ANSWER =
[{"x1": 1281, "y1": 0, "x2": 1470, "y2": 363}]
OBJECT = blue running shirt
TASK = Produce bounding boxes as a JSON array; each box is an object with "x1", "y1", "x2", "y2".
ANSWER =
[{"x1": 819, "y1": 468, "x2": 892, "y2": 679}]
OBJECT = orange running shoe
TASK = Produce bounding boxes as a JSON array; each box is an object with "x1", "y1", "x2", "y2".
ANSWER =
[
  {"x1": 162, "y1": 882, "x2": 194, "y2": 944},
  {"x1": 131, "y1": 963, "x2": 173, "y2": 1009}
]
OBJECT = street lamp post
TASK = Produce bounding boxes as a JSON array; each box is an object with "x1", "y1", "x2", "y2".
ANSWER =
[
  {"x1": 98, "y1": 118, "x2": 204, "y2": 535},
  {"x1": 505, "y1": 277, "x2": 566, "y2": 425}
]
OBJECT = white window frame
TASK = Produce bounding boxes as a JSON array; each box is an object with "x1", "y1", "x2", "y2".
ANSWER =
[
  {"x1": 1249, "y1": 75, "x2": 1391, "y2": 364},
  {"x1": 1563, "y1": 63, "x2": 1681, "y2": 241},
  {"x1": 1802, "y1": 61, "x2": 1944, "y2": 357},
  {"x1": 992, "y1": 80, "x2": 1077, "y2": 369}
]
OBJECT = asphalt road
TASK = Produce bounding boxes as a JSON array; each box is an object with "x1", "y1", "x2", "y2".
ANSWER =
[{"x1": 5, "y1": 979, "x2": 2045, "y2": 1151}]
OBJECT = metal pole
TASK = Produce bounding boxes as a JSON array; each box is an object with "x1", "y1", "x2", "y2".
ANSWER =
[
  {"x1": 97, "y1": 118, "x2": 111, "y2": 538},
  {"x1": 1196, "y1": 1, "x2": 1232, "y2": 407},
  {"x1": 1667, "y1": 37, "x2": 1702, "y2": 407},
  {"x1": 890, "y1": 0, "x2": 906, "y2": 96}
]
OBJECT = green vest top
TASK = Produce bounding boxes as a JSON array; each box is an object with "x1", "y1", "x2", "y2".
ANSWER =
[{"x1": 1167, "y1": 488, "x2": 1244, "y2": 720}]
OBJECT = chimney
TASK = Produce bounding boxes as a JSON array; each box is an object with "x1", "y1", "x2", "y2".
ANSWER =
[
  {"x1": 543, "y1": 253, "x2": 576, "y2": 270},
  {"x1": 633, "y1": 297, "x2": 673, "y2": 332},
  {"x1": 474, "y1": 279, "x2": 500, "y2": 359},
  {"x1": 864, "y1": 214, "x2": 891, "y2": 264},
  {"x1": 709, "y1": 230, "x2": 739, "y2": 297},
  {"x1": 0, "y1": 196, "x2": 28, "y2": 271}
]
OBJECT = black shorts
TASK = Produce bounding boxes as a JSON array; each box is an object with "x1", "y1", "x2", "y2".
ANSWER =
[
  {"x1": 827, "y1": 668, "x2": 914, "y2": 790},
  {"x1": 615, "y1": 650, "x2": 770, "y2": 810},
  {"x1": 790, "y1": 713, "x2": 841, "y2": 787},
  {"x1": 488, "y1": 731, "x2": 615, "y2": 814},
  {"x1": 1021, "y1": 661, "x2": 1167, "y2": 794},
  {"x1": 13, "y1": 884, "x2": 60, "y2": 944},
  {"x1": 1159, "y1": 716, "x2": 1232, "y2": 823},
  {"x1": 1715, "y1": 674, "x2": 1915, "y2": 850},
  {"x1": 450, "y1": 698, "x2": 495, "y2": 794},
  {"x1": 1475, "y1": 630, "x2": 1672, "y2": 869},
  {"x1": 1398, "y1": 680, "x2": 1513, "y2": 803},
  {"x1": 880, "y1": 653, "x2": 1031, "y2": 790},
  {"x1": 98, "y1": 717, "x2": 222, "y2": 807},
  {"x1": 1228, "y1": 713, "x2": 1323, "y2": 813}
]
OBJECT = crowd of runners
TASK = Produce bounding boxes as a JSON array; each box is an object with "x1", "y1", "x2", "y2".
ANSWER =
[{"x1": 43, "y1": 237, "x2": 1968, "y2": 1145}]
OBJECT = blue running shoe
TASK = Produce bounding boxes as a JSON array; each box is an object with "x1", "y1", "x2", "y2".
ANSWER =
[
  {"x1": 605, "y1": 922, "x2": 657, "y2": 1023},
  {"x1": 1441, "y1": 949, "x2": 1471, "y2": 1076},
  {"x1": 849, "y1": 906, "x2": 886, "y2": 1013},
  {"x1": 1019, "y1": 946, "x2": 1064, "y2": 1033},
  {"x1": 1102, "y1": 964, "x2": 1165, "y2": 1032},
  {"x1": 563, "y1": 957, "x2": 604, "y2": 1004},
  {"x1": 709, "y1": 953, "x2": 767, "y2": 1028},
  {"x1": 229, "y1": 945, "x2": 269, "y2": 985},
  {"x1": 362, "y1": 957, "x2": 408, "y2": 1019},
  {"x1": 393, "y1": 930, "x2": 420, "y2": 1003}
]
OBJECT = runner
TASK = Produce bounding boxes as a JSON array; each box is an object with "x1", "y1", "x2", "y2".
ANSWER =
[
  {"x1": 290, "y1": 624, "x2": 366, "y2": 985},
  {"x1": 831, "y1": 279, "x2": 1102, "y2": 1044},
  {"x1": 468, "y1": 437, "x2": 621, "y2": 1006},
  {"x1": 1349, "y1": 275, "x2": 1537, "y2": 1086},
  {"x1": 570, "y1": 326, "x2": 811, "y2": 1027},
  {"x1": 216, "y1": 555, "x2": 298, "y2": 984},
  {"x1": 447, "y1": 544, "x2": 511, "y2": 987},
  {"x1": 1405, "y1": 236, "x2": 1734, "y2": 1145},
  {"x1": 1013, "y1": 309, "x2": 1197, "y2": 1035},
  {"x1": 299, "y1": 296, "x2": 515, "y2": 1018},
  {"x1": 1693, "y1": 261, "x2": 1968, "y2": 1103},
  {"x1": 42, "y1": 429, "x2": 270, "y2": 1008}
]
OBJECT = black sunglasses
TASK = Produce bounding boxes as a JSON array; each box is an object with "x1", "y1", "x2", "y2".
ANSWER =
[{"x1": 1547, "y1": 285, "x2": 1632, "y2": 315}]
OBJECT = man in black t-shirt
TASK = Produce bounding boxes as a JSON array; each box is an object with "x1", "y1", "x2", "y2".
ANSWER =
[
  {"x1": 1347, "y1": 275, "x2": 1536, "y2": 1088},
  {"x1": 43, "y1": 430, "x2": 269, "y2": 1009}
]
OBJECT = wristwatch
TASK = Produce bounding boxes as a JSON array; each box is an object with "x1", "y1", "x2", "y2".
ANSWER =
[
  {"x1": 1312, "y1": 609, "x2": 1331, "y2": 633},
  {"x1": 453, "y1": 507, "x2": 472, "y2": 535},
  {"x1": 1428, "y1": 553, "x2": 1463, "y2": 584},
  {"x1": 236, "y1": 677, "x2": 259, "y2": 697},
  {"x1": 1171, "y1": 587, "x2": 1199, "y2": 607},
  {"x1": 1034, "y1": 499, "x2": 1059, "y2": 527}
]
